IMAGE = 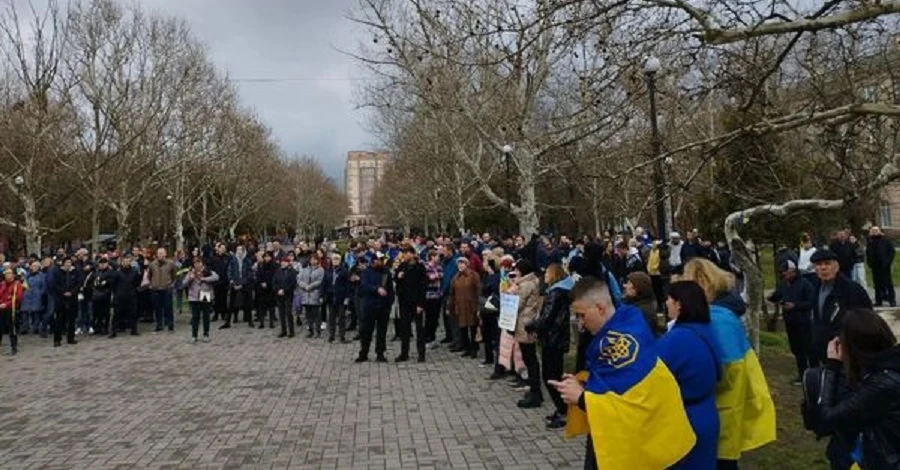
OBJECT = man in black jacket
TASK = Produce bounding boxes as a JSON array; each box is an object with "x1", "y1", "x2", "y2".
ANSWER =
[
  {"x1": 323, "y1": 253, "x2": 351, "y2": 343},
  {"x1": 53, "y1": 257, "x2": 82, "y2": 347},
  {"x1": 207, "y1": 243, "x2": 230, "y2": 324},
  {"x1": 767, "y1": 260, "x2": 815, "y2": 384},
  {"x1": 111, "y1": 253, "x2": 141, "y2": 338},
  {"x1": 394, "y1": 247, "x2": 426, "y2": 362},
  {"x1": 829, "y1": 230, "x2": 856, "y2": 280},
  {"x1": 91, "y1": 258, "x2": 115, "y2": 336},
  {"x1": 809, "y1": 249, "x2": 872, "y2": 368},
  {"x1": 272, "y1": 256, "x2": 297, "y2": 338},
  {"x1": 866, "y1": 226, "x2": 896, "y2": 307}
]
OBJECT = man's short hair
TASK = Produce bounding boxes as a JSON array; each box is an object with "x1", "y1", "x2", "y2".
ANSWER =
[{"x1": 571, "y1": 276, "x2": 613, "y2": 307}]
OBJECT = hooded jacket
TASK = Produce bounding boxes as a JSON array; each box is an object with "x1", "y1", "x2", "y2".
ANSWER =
[{"x1": 818, "y1": 346, "x2": 900, "y2": 469}]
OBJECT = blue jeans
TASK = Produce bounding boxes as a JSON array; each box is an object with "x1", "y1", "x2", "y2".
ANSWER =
[{"x1": 152, "y1": 290, "x2": 174, "y2": 330}]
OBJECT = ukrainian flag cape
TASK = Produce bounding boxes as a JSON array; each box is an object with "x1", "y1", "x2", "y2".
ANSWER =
[
  {"x1": 583, "y1": 305, "x2": 696, "y2": 469},
  {"x1": 710, "y1": 305, "x2": 777, "y2": 459}
]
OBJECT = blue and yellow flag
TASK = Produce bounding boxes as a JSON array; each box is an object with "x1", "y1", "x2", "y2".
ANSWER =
[
  {"x1": 582, "y1": 304, "x2": 696, "y2": 469},
  {"x1": 710, "y1": 305, "x2": 777, "y2": 460}
]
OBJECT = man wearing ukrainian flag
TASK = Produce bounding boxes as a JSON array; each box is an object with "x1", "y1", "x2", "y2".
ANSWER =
[{"x1": 551, "y1": 276, "x2": 697, "y2": 469}]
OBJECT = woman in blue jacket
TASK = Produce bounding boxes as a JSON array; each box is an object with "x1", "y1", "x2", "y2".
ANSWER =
[
  {"x1": 21, "y1": 261, "x2": 47, "y2": 335},
  {"x1": 657, "y1": 280, "x2": 722, "y2": 469}
]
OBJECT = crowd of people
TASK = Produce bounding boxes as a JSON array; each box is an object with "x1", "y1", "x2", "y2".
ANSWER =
[{"x1": 0, "y1": 225, "x2": 898, "y2": 469}]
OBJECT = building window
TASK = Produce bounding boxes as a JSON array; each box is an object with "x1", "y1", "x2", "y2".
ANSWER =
[{"x1": 879, "y1": 201, "x2": 893, "y2": 228}]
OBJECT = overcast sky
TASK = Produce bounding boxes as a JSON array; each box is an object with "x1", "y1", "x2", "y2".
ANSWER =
[
  {"x1": 11, "y1": 0, "x2": 374, "y2": 183},
  {"x1": 138, "y1": 0, "x2": 372, "y2": 184}
]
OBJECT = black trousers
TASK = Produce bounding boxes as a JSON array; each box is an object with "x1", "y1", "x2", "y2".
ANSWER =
[
  {"x1": 54, "y1": 298, "x2": 77, "y2": 343},
  {"x1": 0, "y1": 309, "x2": 17, "y2": 352},
  {"x1": 277, "y1": 295, "x2": 294, "y2": 336},
  {"x1": 542, "y1": 346, "x2": 567, "y2": 414},
  {"x1": 190, "y1": 301, "x2": 211, "y2": 338},
  {"x1": 459, "y1": 325, "x2": 478, "y2": 354},
  {"x1": 114, "y1": 299, "x2": 137, "y2": 333},
  {"x1": 481, "y1": 311, "x2": 500, "y2": 363},
  {"x1": 327, "y1": 303, "x2": 347, "y2": 340},
  {"x1": 397, "y1": 304, "x2": 425, "y2": 358},
  {"x1": 650, "y1": 275, "x2": 666, "y2": 313},
  {"x1": 93, "y1": 297, "x2": 111, "y2": 334},
  {"x1": 442, "y1": 297, "x2": 460, "y2": 346},
  {"x1": 520, "y1": 342, "x2": 542, "y2": 399},
  {"x1": 255, "y1": 291, "x2": 276, "y2": 326},
  {"x1": 230, "y1": 288, "x2": 253, "y2": 324},
  {"x1": 304, "y1": 305, "x2": 321, "y2": 333},
  {"x1": 424, "y1": 298, "x2": 441, "y2": 343},
  {"x1": 359, "y1": 303, "x2": 389, "y2": 358},
  {"x1": 785, "y1": 320, "x2": 812, "y2": 378},
  {"x1": 213, "y1": 284, "x2": 229, "y2": 320},
  {"x1": 872, "y1": 265, "x2": 896, "y2": 305},
  {"x1": 347, "y1": 292, "x2": 359, "y2": 329}
]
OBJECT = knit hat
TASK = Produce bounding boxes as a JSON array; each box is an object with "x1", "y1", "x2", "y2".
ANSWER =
[{"x1": 626, "y1": 271, "x2": 653, "y2": 298}]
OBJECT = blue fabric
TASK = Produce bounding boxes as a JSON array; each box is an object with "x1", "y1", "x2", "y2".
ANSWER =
[
  {"x1": 710, "y1": 305, "x2": 752, "y2": 363},
  {"x1": 360, "y1": 266, "x2": 394, "y2": 310},
  {"x1": 657, "y1": 323, "x2": 722, "y2": 469},
  {"x1": 21, "y1": 271, "x2": 47, "y2": 312},
  {"x1": 344, "y1": 252, "x2": 356, "y2": 269},
  {"x1": 440, "y1": 254, "x2": 459, "y2": 295},
  {"x1": 550, "y1": 276, "x2": 575, "y2": 292},
  {"x1": 606, "y1": 270, "x2": 623, "y2": 307},
  {"x1": 585, "y1": 305, "x2": 657, "y2": 395}
]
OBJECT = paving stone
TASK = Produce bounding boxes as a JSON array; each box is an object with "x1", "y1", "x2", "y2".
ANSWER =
[{"x1": 0, "y1": 319, "x2": 585, "y2": 469}]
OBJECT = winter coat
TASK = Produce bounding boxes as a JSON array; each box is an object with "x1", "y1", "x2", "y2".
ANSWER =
[
  {"x1": 829, "y1": 240, "x2": 856, "y2": 275},
  {"x1": 514, "y1": 273, "x2": 543, "y2": 343},
  {"x1": 448, "y1": 269, "x2": 481, "y2": 328},
  {"x1": 815, "y1": 346, "x2": 900, "y2": 470},
  {"x1": 272, "y1": 266, "x2": 298, "y2": 299},
  {"x1": 228, "y1": 254, "x2": 254, "y2": 287},
  {"x1": 147, "y1": 259, "x2": 177, "y2": 291},
  {"x1": 440, "y1": 254, "x2": 459, "y2": 295},
  {"x1": 0, "y1": 279, "x2": 24, "y2": 312},
  {"x1": 425, "y1": 262, "x2": 443, "y2": 300},
  {"x1": 21, "y1": 271, "x2": 47, "y2": 312},
  {"x1": 767, "y1": 276, "x2": 814, "y2": 326},
  {"x1": 528, "y1": 277, "x2": 572, "y2": 351},
  {"x1": 184, "y1": 268, "x2": 219, "y2": 302},
  {"x1": 811, "y1": 274, "x2": 873, "y2": 363},
  {"x1": 323, "y1": 265, "x2": 351, "y2": 307},
  {"x1": 112, "y1": 266, "x2": 141, "y2": 305},
  {"x1": 395, "y1": 261, "x2": 426, "y2": 310},
  {"x1": 255, "y1": 260, "x2": 277, "y2": 302},
  {"x1": 360, "y1": 266, "x2": 395, "y2": 311},
  {"x1": 296, "y1": 265, "x2": 324, "y2": 306},
  {"x1": 535, "y1": 244, "x2": 561, "y2": 273},
  {"x1": 54, "y1": 268, "x2": 82, "y2": 305},
  {"x1": 92, "y1": 268, "x2": 116, "y2": 302},
  {"x1": 866, "y1": 235, "x2": 896, "y2": 271},
  {"x1": 207, "y1": 253, "x2": 231, "y2": 285}
]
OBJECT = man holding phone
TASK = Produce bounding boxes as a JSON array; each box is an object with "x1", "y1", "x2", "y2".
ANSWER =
[
  {"x1": 767, "y1": 260, "x2": 815, "y2": 385},
  {"x1": 548, "y1": 276, "x2": 695, "y2": 470}
]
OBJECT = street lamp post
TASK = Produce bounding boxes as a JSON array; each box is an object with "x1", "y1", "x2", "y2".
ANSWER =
[
  {"x1": 502, "y1": 144, "x2": 513, "y2": 234},
  {"x1": 644, "y1": 56, "x2": 672, "y2": 240}
]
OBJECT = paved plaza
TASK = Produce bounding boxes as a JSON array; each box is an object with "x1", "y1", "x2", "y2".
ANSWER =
[{"x1": 0, "y1": 318, "x2": 585, "y2": 470}]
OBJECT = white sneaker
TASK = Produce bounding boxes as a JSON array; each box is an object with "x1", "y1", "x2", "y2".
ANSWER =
[
  {"x1": 202, "y1": 336, "x2": 210, "y2": 343},
  {"x1": 75, "y1": 328, "x2": 83, "y2": 335},
  {"x1": 190, "y1": 337, "x2": 197, "y2": 344},
  {"x1": 320, "y1": 321, "x2": 327, "y2": 331},
  {"x1": 88, "y1": 327, "x2": 95, "y2": 335}
]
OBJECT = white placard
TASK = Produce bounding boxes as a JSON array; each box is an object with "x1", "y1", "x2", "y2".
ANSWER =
[{"x1": 498, "y1": 293, "x2": 520, "y2": 331}]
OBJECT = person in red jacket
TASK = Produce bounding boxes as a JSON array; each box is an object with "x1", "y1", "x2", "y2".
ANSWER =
[{"x1": 0, "y1": 267, "x2": 25, "y2": 355}]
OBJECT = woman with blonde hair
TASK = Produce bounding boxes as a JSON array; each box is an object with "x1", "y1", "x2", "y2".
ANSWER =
[{"x1": 681, "y1": 258, "x2": 776, "y2": 469}]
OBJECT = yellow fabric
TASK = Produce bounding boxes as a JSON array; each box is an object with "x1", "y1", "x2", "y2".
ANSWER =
[
  {"x1": 565, "y1": 371, "x2": 590, "y2": 438},
  {"x1": 584, "y1": 359, "x2": 696, "y2": 469},
  {"x1": 716, "y1": 350, "x2": 777, "y2": 460},
  {"x1": 647, "y1": 248, "x2": 660, "y2": 275}
]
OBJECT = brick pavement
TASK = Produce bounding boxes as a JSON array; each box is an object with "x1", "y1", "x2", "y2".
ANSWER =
[{"x1": 0, "y1": 317, "x2": 585, "y2": 470}]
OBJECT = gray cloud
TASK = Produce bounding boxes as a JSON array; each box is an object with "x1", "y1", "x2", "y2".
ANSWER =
[{"x1": 18, "y1": 0, "x2": 374, "y2": 183}]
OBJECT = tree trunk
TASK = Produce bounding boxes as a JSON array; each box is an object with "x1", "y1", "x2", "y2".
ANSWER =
[
  {"x1": 114, "y1": 203, "x2": 131, "y2": 248},
  {"x1": 22, "y1": 195, "x2": 41, "y2": 256},
  {"x1": 90, "y1": 201, "x2": 101, "y2": 255},
  {"x1": 516, "y1": 174, "x2": 539, "y2": 236},
  {"x1": 200, "y1": 191, "x2": 209, "y2": 245},
  {"x1": 455, "y1": 204, "x2": 466, "y2": 235}
]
